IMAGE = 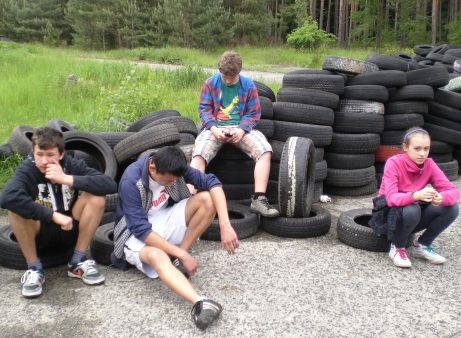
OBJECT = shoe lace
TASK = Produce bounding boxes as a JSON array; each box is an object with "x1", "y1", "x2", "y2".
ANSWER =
[
  {"x1": 191, "y1": 301, "x2": 203, "y2": 317},
  {"x1": 258, "y1": 197, "x2": 273, "y2": 210},
  {"x1": 21, "y1": 269, "x2": 40, "y2": 285},
  {"x1": 77, "y1": 260, "x2": 97, "y2": 274},
  {"x1": 423, "y1": 246, "x2": 437, "y2": 255},
  {"x1": 396, "y1": 249, "x2": 408, "y2": 260}
]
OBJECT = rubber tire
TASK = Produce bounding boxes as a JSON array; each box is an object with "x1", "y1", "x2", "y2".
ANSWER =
[
  {"x1": 114, "y1": 123, "x2": 180, "y2": 163},
  {"x1": 326, "y1": 133, "x2": 380, "y2": 154},
  {"x1": 127, "y1": 110, "x2": 181, "y2": 132},
  {"x1": 0, "y1": 143, "x2": 14, "y2": 158},
  {"x1": 253, "y1": 119, "x2": 274, "y2": 139},
  {"x1": 64, "y1": 131, "x2": 118, "y2": 179},
  {"x1": 260, "y1": 96, "x2": 274, "y2": 119},
  {"x1": 282, "y1": 74, "x2": 345, "y2": 95},
  {"x1": 72, "y1": 150, "x2": 103, "y2": 171},
  {"x1": 325, "y1": 166, "x2": 376, "y2": 187},
  {"x1": 346, "y1": 70, "x2": 407, "y2": 87},
  {"x1": 215, "y1": 143, "x2": 250, "y2": 160},
  {"x1": 272, "y1": 120, "x2": 333, "y2": 146},
  {"x1": 336, "y1": 208, "x2": 415, "y2": 252},
  {"x1": 406, "y1": 67, "x2": 450, "y2": 87},
  {"x1": 140, "y1": 116, "x2": 198, "y2": 137},
  {"x1": 253, "y1": 80, "x2": 276, "y2": 102},
  {"x1": 433, "y1": 89, "x2": 461, "y2": 110},
  {"x1": 430, "y1": 140, "x2": 455, "y2": 154},
  {"x1": 375, "y1": 145, "x2": 404, "y2": 162},
  {"x1": 324, "y1": 152, "x2": 375, "y2": 170},
  {"x1": 333, "y1": 111, "x2": 384, "y2": 134},
  {"x1": 384, "y1": 101, "x2": 428, "y2": 115},
  {"x1": 340, "y1": 85, "x2": 389, "y2": 102},
  {"x1": 428, "y1": 101, "x2": 461, "y2": 122},
  {"x1": 8, "y1": 125, "x2": 36, "y2": 157},
  {"x1": 393, "y1": 52, "x2": 414, "y2": 62},
  {"x1": 428, "y1": 152, "x2": 454, "y2": 163},
  {"x1": 322, "y1": 56, "x2": 379, "y2": 74},
  {"x1": 105, "y1": 193, "x2": 118, "y2": 212},
  {"x1": 413, "y1": 45, "x2": 435, "y2": 56},
  {"x1": 384, "y1": 113, "x2": 424, "y2": 130},
  {"x1": 276, "y1": 87, "x2": 339, "y2": 109},
  {"x1": 269, "y1": 139, "x2": 324, "y2": 162},
  {"x1": 436, "y1": 159, "x2": 459, "y2": 181},
  {"x1": 93, "y1": 132, "x2": 135, "y2": 149},
  {"x1": 260, "y1": 205, "x2": 331, "y2": 238},
  {"x1": 45, "y1": 119, "x2": 74, "y2": 133},
  {"x1": 200, "y1": 204, "x2": 259, "y2": 241},
  {"x1": 338, "y1": 99, "x2": 385, "y2": 115},
  {"x1": 0, "y1": 225, "x2": 73, "y2": 270},
  {"x1": 90, "y1": 223, "x2": 114, "y2": 266},
  {"x1": 387, "y1": 85, "x2": 434, "y2": 102},
  {"x1": 424, "y1": 114, "x2": 461, "y2": 132},
  {"x1": 313, "y1": 182, "x2": 323, "y2": 202},
  {"x1": 423, "y1": 123, "x2": 461, "y2": 146},
  {"x1": 272, "y1": 102, "x2": 334, "y2": 126},
  {"x1": 278, "y1": 137, "x2": 315, "y2": 218},
  {"x1": 315, "y1": 160, "x2": 328, "y2": 182},
  {"x1": 365, "y1": 53, "x2": 414, "y2": 72},
  {"x1": 379, "y1": 130, "x2": 406, "y2": 145},
  {"x1": 324, "y1": 179, "x2": 378, "y2": 196},
  {"x1": 206, "y1": 159, "x2": 255, "y2": 184}
]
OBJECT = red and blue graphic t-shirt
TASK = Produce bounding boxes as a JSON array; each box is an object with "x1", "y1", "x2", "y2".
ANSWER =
[{"x1": 147, "y1": 177, "x2": 169, "y2": 224}]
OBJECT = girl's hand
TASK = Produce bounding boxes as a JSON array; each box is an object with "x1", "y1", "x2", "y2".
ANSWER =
[
  {"x1": 413, "y1": 187, "x2": 436, "y2": 202},
  {"x1": 431, "y1": 192, "x2": 443, "y2": 206}
]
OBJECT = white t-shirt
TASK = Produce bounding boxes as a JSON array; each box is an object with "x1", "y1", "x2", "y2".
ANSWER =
[{"x1": 147, "y1": 177, "x2": 170, "y2": 223}]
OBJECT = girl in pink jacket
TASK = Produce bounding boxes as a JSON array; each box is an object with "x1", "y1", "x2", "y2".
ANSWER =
[{"x1": 378, "y1": 127, "x2": 459, "y2": 268}]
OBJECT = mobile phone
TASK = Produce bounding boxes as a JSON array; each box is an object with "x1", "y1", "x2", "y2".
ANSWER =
[{"x1": 225, "y1": 131, "x2": 232, "y2": 137}]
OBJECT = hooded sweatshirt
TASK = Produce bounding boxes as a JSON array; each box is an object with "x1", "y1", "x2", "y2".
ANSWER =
[
  {"x1": 0, "y1": 152, "x2": 118, "y2": 223},
  {"x1": 378, "y1": 153, "x2": 459, "y2": 207}
]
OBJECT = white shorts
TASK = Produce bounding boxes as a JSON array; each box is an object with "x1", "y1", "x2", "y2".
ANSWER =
[{"x1": 124, "y1": 198, "x2": 189, "y2": 278}]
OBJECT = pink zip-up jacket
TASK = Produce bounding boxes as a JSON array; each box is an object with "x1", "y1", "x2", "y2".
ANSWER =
[{"x1": 378, "y1": 153, "x2": 459, "y2": 207}]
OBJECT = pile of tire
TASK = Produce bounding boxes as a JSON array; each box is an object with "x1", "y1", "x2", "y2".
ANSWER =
[
  {"x1": 321, "y1": 57, "x2": 381, "y2": 196},
  {"x1": 412, "y1": 44, "x2": 461, "y2": 80}
]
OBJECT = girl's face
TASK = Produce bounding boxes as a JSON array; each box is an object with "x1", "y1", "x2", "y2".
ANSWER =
[{"x1": 402, "y1": 134, "x2": 431, "y2": 166}]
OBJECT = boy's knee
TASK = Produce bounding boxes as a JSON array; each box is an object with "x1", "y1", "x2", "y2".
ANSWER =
[
  {"x1": 146, "y1": 249, "x2": 170, "y2": 271},
  {"x1": 83, "y1": 193, "x2": 106, "y2": 209}
]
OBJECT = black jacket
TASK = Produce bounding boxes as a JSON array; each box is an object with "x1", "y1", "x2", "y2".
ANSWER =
[{"x1": 0, "y1": 152, "x2": 118, "y2": 223}]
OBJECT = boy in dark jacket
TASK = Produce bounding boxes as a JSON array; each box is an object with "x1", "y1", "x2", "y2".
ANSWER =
[
  {"x1": 112, "y1": 146, "x2": 238, "y2": 330},
  {"x1": 0, "y1": 127, "x2": 118, "y2": 298}
]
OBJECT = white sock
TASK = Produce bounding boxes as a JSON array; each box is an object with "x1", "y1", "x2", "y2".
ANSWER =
[{"x1": 195, "y1": 296, "x2": 207, "y2": 303}]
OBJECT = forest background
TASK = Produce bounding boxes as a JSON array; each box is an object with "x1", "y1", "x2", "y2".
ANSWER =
[{"x1": 1, "y1": 0, "x2": 461, "y2": 50}]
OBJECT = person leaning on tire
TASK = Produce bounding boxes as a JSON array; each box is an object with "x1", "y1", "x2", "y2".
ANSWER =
[
  {"x1": 0, "y1": 126, "x2": 118, "y2": 298},
  {"x1": 189, "y1": 51, "x2": 280, "y2": 218}
]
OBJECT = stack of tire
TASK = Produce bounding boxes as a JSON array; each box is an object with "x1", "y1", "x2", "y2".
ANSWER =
[
  {"x1": 322, "y1": 57, "x2": 382, "y2": 196},
  {"x1": 413, "y1": 44, "x2": 461, "y2": 79},
  {"x1": 270, "y1": 69, "x2": 342, "y2": 200}
]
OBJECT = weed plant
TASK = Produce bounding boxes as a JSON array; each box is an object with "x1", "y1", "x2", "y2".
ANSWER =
[{"x1": 0, "y1": 153, "x2": 24, "y2": 190}]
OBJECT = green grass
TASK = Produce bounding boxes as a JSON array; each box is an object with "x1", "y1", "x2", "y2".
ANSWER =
[{"x1": 0, "y1": 153, "x2": 24, "y2": 190}]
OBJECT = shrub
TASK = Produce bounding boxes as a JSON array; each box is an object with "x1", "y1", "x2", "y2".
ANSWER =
[{"x1": 286, "y1": 17, "x2": 336, "y2": 50}]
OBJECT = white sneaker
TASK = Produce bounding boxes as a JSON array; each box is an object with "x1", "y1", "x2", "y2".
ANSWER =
[
  {"x1": 389, "y1": 244, "x2": 412, "y2": 268},
  {"x1": 408, "y1": 242, "x2": 446, "y2": 264}
]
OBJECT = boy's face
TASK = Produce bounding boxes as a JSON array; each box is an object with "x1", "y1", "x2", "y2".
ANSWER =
[
  {"x1": 148, "y1": 163, "x2": 178, "y2": 186},
  {"x1": 221, "y1": 73, "x2": 239, "y2": 86},
  {"x1": 33, "y1": 145, "x2": 63, "y2": 174}
]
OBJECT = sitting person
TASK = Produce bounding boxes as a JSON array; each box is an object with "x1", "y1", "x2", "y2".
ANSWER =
[
  {"x1": 111, "y1": 146, "x2": 239, "y2": 330},
  {"x1": 0, "y1": 126, "x2": 118, "y2": 298},
  {"x1": 189, "y1": 51, "x2": 279, "y2": 218},
  {"x1": 373, "y1": 127, "x2": 459, "y2": 268}
]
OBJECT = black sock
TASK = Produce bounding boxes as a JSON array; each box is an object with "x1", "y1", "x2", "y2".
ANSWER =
[{"x1": 253, "y1": 192, "x2": 265, "y2": 199}]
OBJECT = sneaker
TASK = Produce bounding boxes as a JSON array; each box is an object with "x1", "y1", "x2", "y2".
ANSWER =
[
  {"x1": 250, "y1": 195, "x2": 280, "y2": 218},
  {"x1": 171, "y1": 258, "x2": 189, "y2": 278},
  {"x1": 67, "y1": 258, "x2": 105, "y2": 285},
  {"x1": 191, "y1": 299, "x2": 223, "y2": 330},
  {"x1": 409, "y1": 242, "x2": 446, "y2": 264},
  {"x1": 389, "y1": 244, "x2": 412, "y2": 268},
  {"x1": 21, "y1": 268, "x2": 45, "y2": 298}
]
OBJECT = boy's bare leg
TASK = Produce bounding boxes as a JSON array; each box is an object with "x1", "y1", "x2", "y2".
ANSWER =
[
  {"x1": 254, "y1": 152, "x2": 271, "y2": 193},
  {"x1": 8, "y1": 212, "x2": 40, "y2": 263},
  {"x1": 71, "y1": 192, "x2": 106, "y2": 252},
  {"x1": 139, "y1": 246, "x2": 200, "y2": 304}
]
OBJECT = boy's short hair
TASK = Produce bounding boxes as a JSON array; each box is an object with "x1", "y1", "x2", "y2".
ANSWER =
[
  {"x1": 218, "y1": 51, "x2": 242, "y2": 76},
  {"x1": 151, "y1": 146, "x2": 188, "y2": 177},
  {"x1": 32, "y1": 126, "x2": 65, "y2": 153}
]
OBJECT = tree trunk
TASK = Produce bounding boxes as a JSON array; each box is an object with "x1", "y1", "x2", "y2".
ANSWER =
[
  {"x1": 349, "y1": 0, "x2": 354, "y2": 43},
  {"x1": 394, "y1": 1, "x2": 399, "y2": 44},
  {"x1": 278, "y1": 0, "x2": 284, "y2": 41},
  {"x1": 274, "y1": 0, "x2": 278, "y2": 42},
  {"x1": 326, "y1": 0, "x2": 331, "y2": 33},
  {"x1": 116, "y1": 18, "x2": 122, "y2": 49},
  {"x1": 376, "y1": 0, "x2": 383, "y2": 49},
  {"x1": 432, "y1": 0, "x2": 439, "y2": 44},
  {"x1": 102, "y1": 29, "x2": 106, "y2": 53},
  {"x1": 320, "y1": 0, "x2": 325, "y2": 30},
  {"x1": 385, "y1": 0, "x2": 390, "y2": 30},
  {"x1": 344, "y1": 0, "x2": 349, "y2": 47},
  {"x1": 337, "y1": 0, "x2": 344, "y2": 47},
  {"x1": 334, "y1": 0, "x2": 339, "y2": 35}
]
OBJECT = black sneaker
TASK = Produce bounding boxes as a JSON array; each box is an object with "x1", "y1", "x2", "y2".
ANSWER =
[
  {"x1": 171, "y1": 258, "x2": 189, "y2": 278},
  {"x1": 191, "y1": 299, "x2": 223, "y2": 330},
  {"x1": 21, "y1": 268, "x2": 45, "y2": 298}
]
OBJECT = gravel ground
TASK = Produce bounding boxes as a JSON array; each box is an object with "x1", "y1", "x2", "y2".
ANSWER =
[{"x1": 1, "y1": 179, "x2": 461, "y2": 337}]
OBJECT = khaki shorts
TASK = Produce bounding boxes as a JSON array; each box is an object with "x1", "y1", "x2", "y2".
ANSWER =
[{"x1": 193, "y1": 126, "x2": 272, "y2": 164}]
